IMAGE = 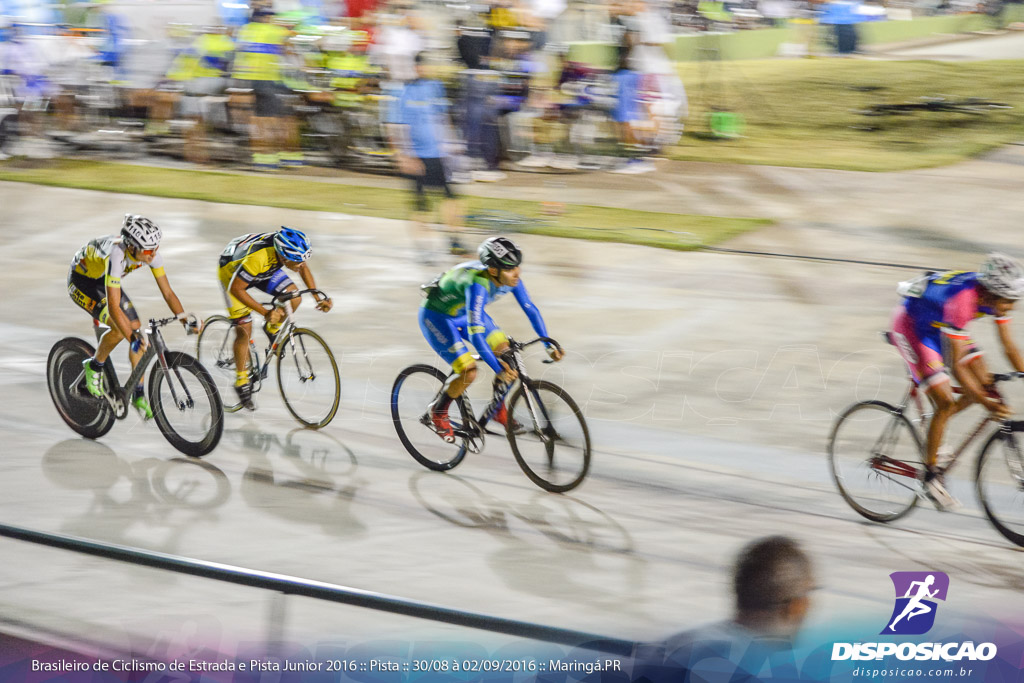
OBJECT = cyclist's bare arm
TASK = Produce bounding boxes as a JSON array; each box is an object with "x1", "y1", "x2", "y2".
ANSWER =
[
  {"x1": 105, "y1": 286, "x2": 137, "y2": 340},
  {"x1": 996, "y1": 320, "x2": 1024, "y2": 373},
  {"x1": 951, "y1": 337, "x2": 1011, "y2": 417},
  {"x1": 154, "y1": 273, "x2": 187, "y2": 326},
  {"x1": 294, "y1": 263, "x2": 332, "y2": 312},
  {"x1": 229, "y1": 276, "x2": 281, "y2": 323}
]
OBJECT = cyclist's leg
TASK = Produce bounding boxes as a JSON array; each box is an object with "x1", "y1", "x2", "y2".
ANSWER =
[
  {"x1": 419, "y1": 308, "x2": 476, "y2": 400},
  {"x1": 892, "y1": 310, "x2": 952, "y2": 468},
  {"x1": 251, "y1": 269, "x2": 298, "y2": 340},
  {"x1": 220, "y1": 276, "x2": 256, "y2": 386}
]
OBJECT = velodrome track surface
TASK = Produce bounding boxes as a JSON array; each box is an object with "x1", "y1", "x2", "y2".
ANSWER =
[{"x1": 1, "y1": 180, "x2": 1022, "y2": 655}]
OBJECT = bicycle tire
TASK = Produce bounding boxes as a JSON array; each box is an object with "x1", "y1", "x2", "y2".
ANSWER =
[
  {"x1": 828, "y1": 400, "x2": 923, "y2": 523},
  {"x1": 46, "y1": 337, "x2": 115, "y2": 440},
  {"x1": 976, "y1": 423, "x2": 1024, "y2": 548},
  {"x1": 507, "y1": 380, "x2": 591, "y2": 493},
  {"x1": 277, "y1": 328, "x2": 340, "y2": 429},
  {"x1": 391, "y1": 364, "x2": 468, "y2": 471},
  {"x1": 149, "y1": 351, "x2": 224, "y2": 457},
  {"x1": 196, "y1": 315, "x2": 255, "y2": 413}
]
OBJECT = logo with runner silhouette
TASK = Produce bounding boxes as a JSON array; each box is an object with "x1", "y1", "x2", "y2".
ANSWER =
[{"x1": 881, "y1": 571, "x2": 949, "y2": 635}]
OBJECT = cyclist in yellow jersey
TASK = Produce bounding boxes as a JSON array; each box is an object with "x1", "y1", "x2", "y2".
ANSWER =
[
  {"x1": 68, "y1": 215, "x2": 198, "y2": 419},
  {"x1": 217, "y1": 227, "x2": 332, "y2": 409}
]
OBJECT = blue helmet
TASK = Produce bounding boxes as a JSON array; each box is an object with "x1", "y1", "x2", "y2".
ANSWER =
[{"x1": 274, "y1": 227, "x2": 312, "y2": 262}]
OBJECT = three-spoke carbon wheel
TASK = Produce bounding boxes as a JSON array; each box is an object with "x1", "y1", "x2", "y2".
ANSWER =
[
  {"x1": 977, "y1": 423, "x2": 1024, "y2": 547},
  {"x1": 392, "y1": 364, "x2": 469, "y2": 471},
  {"x1": 149, "y1": 351, "x2": 223, "y2": 457},
  {"x1": 47, "y1": 337, "x2": 115, "y2": 440},
  {"x1": 277, "y1": 328, "x2": 340, "y2": 429},
  {"x1": 829, "y1": 400, "x2": 923, "y2": 523},
  {"x1": 507, "y1": 380, "x2": 591, "y2": 493}
]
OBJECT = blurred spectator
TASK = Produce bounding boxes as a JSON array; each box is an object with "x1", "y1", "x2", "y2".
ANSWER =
[
  {"x1": 232, "y1": 9, "x2": 297, "y2": 170},
  {"x1": 0, "y1": 21, "x2": 57, "y2": 137},
  {"x1": 633, "y1": 536, "x2": 816, "y2": 681},
  {"x1": 610, "y1": 47, "x2": 654, "y2": 174},
  {"x1": 387, "y1": 53, "x2": 467, "y2": 260},
  {"x1": 369, "y1": 2, "x2": 424, "y2": 83},
  {"x1": 178, "y1": 25, "x2": 234, "y2": 164}
]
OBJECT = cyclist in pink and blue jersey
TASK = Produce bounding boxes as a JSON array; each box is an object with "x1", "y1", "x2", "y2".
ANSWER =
[{"x1": 890, "y1": 253, "x2": 1024, "y2": 509}]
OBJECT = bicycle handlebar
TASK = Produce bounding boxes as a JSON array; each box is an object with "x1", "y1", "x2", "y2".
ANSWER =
[
  {"x1": 992, "y1": 371, "x2": 1024, "y2": 384},
  {"x1": 514, "y1": 336, "x2": 563, "y2": 363},
  {"x1": 269, "y1": 288, "x2": 330, "y2": 308}
]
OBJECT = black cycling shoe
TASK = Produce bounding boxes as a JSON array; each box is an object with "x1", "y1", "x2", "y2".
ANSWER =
[{"x1": 234, "y1": 382, "x2": 256, "y2": 411}]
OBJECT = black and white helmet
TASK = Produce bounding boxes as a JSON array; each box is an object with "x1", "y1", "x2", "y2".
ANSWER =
[
  {"x1": 978, "y1": 252, "x2": 1024, "y2": 301},
  {"x1": 121, "y1": 214, "x2": 162, "y2": 252},
  {"x1": 478, "y1": 236, "x2": 522, "y2": 270}
]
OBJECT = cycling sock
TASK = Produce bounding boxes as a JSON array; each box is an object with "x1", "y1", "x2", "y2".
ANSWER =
[
  {"x1": 132, "y1": 384, "x2": 144, "y2": 400},
  {"x1": 235, "y1": 371, "x2": 248, "y2": 387},
  {"x1": 433, "y1": 393, "x2": 454, "y2": 416},
  {"x1": 265, "y1": 321, "x2": 282, "y2": 335},
  {"x1": 89, "y1": 358, "x2": 104, "y2": 372}
]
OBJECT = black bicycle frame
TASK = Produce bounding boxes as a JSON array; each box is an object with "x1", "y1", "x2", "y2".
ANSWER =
[{"x1": 98, "y1": 316, "x2": 195, "y2": 414}]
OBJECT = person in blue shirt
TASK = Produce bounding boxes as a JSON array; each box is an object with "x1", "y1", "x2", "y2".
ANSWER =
[
  {"x1": 388, "y1": 52, "x2": 467, "y2": 259},
  {"x1": 419, "y1": 236, "x2": 563, "y2": 441}
]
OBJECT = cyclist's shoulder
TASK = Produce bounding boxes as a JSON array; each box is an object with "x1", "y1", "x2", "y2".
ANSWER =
[{"x1": 76, "y1": 234, "x2": 122, "y2": 258}]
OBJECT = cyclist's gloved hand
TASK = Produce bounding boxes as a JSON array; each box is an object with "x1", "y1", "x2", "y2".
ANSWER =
[
  {"x1": 316, "y1": 297, "x2": 333, "y2": 313},
  {"x1": 265, "y1": 308, "x2": 286, "y2": 325},
  {"x1": 182, "y1": 313, "x2": 202, "y2": 335},
  {"x1": 130, "y1": 330, "x2": 148, "y2": 353},
  {"x1": 497, "y1": 358, "x2": 518, "y2": 385}
]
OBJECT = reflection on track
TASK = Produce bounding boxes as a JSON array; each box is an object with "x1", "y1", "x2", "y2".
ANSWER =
[
  {"x1": 228, "y1": 427, "x2": 368, "y2": 536},
  {"x1": 409, "y1": 472, "x2": 634, "y2": 554},
  {"x1": 40, "y1": 439, "x2": 231, "y2": 551}
]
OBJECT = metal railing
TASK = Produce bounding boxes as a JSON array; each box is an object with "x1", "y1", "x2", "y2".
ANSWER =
[{"x1": 0, "y1": 522, "x2": 635, "y2": 657}]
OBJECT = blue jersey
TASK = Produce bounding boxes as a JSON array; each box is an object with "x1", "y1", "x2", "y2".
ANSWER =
[
  {"x1": 390, "y1": 78, "x2": 447, "y2": 159},
  {"x1": 422, "y1": 261, "x2": 548, "y2": 374},
  {"x1": 904, "y1": 271, "x2": 995, "y2": 348}
]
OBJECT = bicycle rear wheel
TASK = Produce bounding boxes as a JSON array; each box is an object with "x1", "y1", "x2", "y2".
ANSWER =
[
  {"x1": 196, "y1": 315, "x2": 255, "y2": 413},
  {"x1": 977, "y1": 424, "x2": 1024, "y2": 547},
  {"x1": 149, "y1": 351, "x2": 223, "y2": 457},
  {"x1": 277, "y1": 328, "x2": 340, "y2": 429},
  {"x1": 47, "y1": 337, "x2": 115, "y2": 439},
  {"x1": 828, "y1": 400, "x2": 923, "y2": 522},
  {"x1": 507, "y1": 380, "x2": 591, "y2": 493},
  {"x1": 391, "y1": 364, "x2": 469, "y2": 471}
]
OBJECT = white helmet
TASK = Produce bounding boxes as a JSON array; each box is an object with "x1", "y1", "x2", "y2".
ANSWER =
[
  {"x1": 978, "y1": 252, "x2": 1024, "y2": 301},
  {"x1": 121, "y1": 214, "x2": 162, "y2": 252}
]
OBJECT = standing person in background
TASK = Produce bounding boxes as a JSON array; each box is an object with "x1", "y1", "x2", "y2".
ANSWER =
[
  {"x1": 387, "y1": 53, "x2": 468, "y2": 261},
  {"x1": 232, "y1": 8, "x2": 296, "y2": 170},
  {"x1": 610, "y1": 46, "x2": 654, "y2": 174}
]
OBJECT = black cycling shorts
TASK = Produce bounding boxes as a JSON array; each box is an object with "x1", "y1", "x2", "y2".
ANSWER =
[
  {"x1": 410, "y1": 157, "x2": 455, "y2": 212},
  {"x1": 67, "y1": 270, "x2": 138, "y2": 327}
]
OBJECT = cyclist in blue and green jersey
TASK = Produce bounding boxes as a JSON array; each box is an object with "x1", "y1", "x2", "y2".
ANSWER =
[{"x1": 418, "y1": 236, "x2": 563, "y2": 441}]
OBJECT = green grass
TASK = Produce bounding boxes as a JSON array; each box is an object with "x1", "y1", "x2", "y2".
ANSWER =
[
  {"x1": 0, "y1": 159, "x2": 768, "y2": 250},
  {"x1": 670, "y1": 59, "x2": 1024, "y2": 171}
]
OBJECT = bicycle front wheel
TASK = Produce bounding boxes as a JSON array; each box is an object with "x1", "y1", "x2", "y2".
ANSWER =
[
  {"x1": 149, "y1": 351, "x2": 224, "y2": 457},
  {"x1": 391, "y1": 364, "x2": 468, "y2": 471},
  {"x1": 196, "y1": 315, "x2": 255, "y2": 413},
  {"x1": 507, "y1": 380, "x2": 591, "y2": 493},
  {"x1": 977, "y1": 424, "x2": 1024, "y2": 547},
  {"x1": 47, "y1": 337, "x2": 115, "y2": 439},
  {"x1": 828, "y1": 400, "x2": 923, "y2": 522},
  {"x1": 277, "y1": 328, "x2": 340, "y2": 429}
]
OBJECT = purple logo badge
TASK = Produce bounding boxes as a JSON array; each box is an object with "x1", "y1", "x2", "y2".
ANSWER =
[{"x1": 881, "y1": 572, "x2": 949, "y2": 635}]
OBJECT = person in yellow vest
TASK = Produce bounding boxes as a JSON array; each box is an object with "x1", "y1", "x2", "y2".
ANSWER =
[
  {"x1": 178, "y1": 25, "x2": 234, "y2": 164},
  {"x1": 231, "y1": 9, "x2": 299, "y2": 170}
]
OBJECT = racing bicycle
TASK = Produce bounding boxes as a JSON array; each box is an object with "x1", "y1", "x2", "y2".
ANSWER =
[
  {"x1": 196, "y1": 288, "x2": 340, "y2": 429},
  {"x1": 391, "y1": 336, "x2": 591, "y2": 493},
  {"x1": 829, "y1": 332, "x2": 1024, "y2": 547},
  {"x1": 47, "y1": 315, "x2": 223, "y2": 457}
]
